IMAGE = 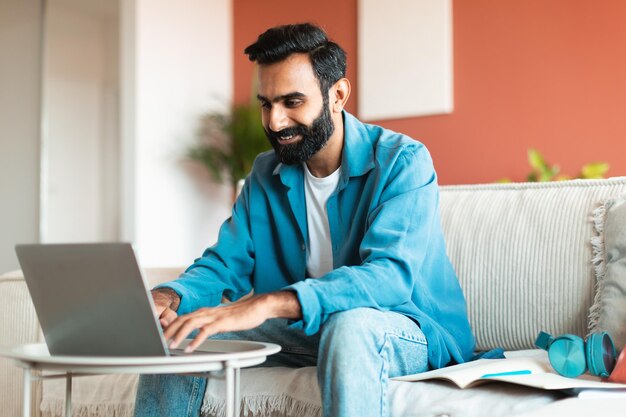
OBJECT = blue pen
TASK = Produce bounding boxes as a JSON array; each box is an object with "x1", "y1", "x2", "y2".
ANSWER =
[{"x1": 481, "y1": 370, "x2": 532, "y2": 378}]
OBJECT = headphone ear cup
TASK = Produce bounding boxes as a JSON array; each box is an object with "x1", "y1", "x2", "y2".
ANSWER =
[
  {"x1": 586, "y1": 332, "x2": 616, "y2": 378},
  {"x1": 547, "y1": 335, "x2": 587, "y2": 378}
]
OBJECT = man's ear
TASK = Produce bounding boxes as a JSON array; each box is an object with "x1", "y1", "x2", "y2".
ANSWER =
[{"x1": 331, "y1": 78, "x2": 351, "y2": 113}]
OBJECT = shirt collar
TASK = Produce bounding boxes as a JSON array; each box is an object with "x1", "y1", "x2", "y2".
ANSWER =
[{"x1": 342, "y1": 111, "x2": 376, "y2": 178}]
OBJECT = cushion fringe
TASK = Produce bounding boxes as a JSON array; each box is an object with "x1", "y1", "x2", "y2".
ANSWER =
[
  {"x1": 588, "y1": 199, "x2": 613, "y2": 334},
  {"x1": 202, "y1": 393, "x2": 321, "y2": 417},
  {"x1": 40, "y1": 398, "x2": 135, "y2": 417}
]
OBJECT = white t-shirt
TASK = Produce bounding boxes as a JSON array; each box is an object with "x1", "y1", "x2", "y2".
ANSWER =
[{"x1": 303, "y1": 163, "x2": 341, "y2": 278}]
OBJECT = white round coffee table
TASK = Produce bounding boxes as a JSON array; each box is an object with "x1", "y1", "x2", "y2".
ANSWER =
[{"x1": 0, "y1": 339, "x2": 280, "y2": 417}]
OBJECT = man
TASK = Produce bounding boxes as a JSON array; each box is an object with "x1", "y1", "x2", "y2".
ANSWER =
[{"x1": 134, "y1": 23, "x2": 474, "y2": 417}]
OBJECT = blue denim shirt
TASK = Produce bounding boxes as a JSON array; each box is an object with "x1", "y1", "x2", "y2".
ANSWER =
[{"x1": 160, "y1": 112, "x2": 475, "y2": 369}]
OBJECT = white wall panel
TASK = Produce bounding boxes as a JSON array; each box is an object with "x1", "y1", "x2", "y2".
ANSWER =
[
  {"x1": 0, "y1": 0, "x2": 43, "y2": 273},
  {"x1": 43, "y1": 4, "x2": 117, "y2": 243},
  {"x1": 125, "y1": 0, "x2": 233, "y2": 267},
  {"x1": 358, "y1": 0, "x2": 453, "y2": 120}
]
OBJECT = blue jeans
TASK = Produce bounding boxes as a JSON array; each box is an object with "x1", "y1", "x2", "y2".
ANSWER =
[{"x1": 134, "y1": 308, "x2": 428, "y2": 417}]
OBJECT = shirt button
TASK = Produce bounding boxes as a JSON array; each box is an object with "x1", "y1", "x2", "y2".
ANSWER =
[{"x1": 301, "y1": 244, "x2": 306, "y2": 251}]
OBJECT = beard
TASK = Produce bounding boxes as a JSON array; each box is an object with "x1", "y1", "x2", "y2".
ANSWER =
[{"x1": 264, "y1": 102, "x2": 335, "y2": 165}]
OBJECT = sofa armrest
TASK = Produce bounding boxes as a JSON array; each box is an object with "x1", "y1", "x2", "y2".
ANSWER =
[
  {"x1": 0, "y1": 271, "x2": 43, "y2": 417},
  {"x1": 0, "y1": 271, "x2": 46, "y2": 345}
]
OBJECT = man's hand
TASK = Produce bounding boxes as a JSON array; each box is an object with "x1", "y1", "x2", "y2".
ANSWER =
[
  {"x1": 151, "y1": 288, "x2": 181, "y2": 329},
  {"x1": 165, "y1": 291, "x2": 301, "y2": 353}
]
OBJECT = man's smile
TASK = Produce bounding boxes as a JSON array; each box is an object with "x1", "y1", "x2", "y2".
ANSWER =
[{"x1": 277, "y1": 133, "x2": 302, "y2": 144}]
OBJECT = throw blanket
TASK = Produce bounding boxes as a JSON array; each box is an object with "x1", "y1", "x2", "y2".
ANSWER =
[
  {"x1": 202, "y1": 367, "x2": 321, "y2": 417},
  {"x1": 41, "y1": 374, "x2": 137, "y2": 417}
]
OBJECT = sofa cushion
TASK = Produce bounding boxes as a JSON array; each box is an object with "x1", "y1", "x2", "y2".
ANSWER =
[
  {"x1": 589, "y1": 194, "x2": 626, "y2": 350},
  {"x1": 439, "y1": 178, "x2": 626, "y2": 351}
]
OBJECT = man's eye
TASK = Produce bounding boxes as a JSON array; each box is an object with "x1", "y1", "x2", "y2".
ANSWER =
[
  {"x1": 260, "y1": 101, "x2": 271, "y2": 109},
  {"x1": 285, "y1": 100, "x2": 301, "y2": 108}
]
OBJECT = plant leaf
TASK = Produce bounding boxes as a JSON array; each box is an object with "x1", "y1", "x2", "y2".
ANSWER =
[
  {"x1": 500, "y1": 149, "x2": 609, "y2": 184},
  {"x1": 528, "y1": 149, "x2": 549, "y2": 172},
  {"x1": 580, "y1": 162, "x2": 610, "y2": 179},
  {"x1": 187, "y1": 96, "x2": 271, "y2": 191}
]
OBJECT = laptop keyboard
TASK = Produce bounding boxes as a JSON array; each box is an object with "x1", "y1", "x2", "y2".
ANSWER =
[{"x1": 169, "y1": 348, "x2": 228, "y2": 356}]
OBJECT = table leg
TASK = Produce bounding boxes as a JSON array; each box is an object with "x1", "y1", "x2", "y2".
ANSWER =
[
  {"x1": 225, "y1": 365, "x2": 235, "y2": 417},
  {"x1": 65, "y1": 374, "x2": 72, "y2": 417},
  {"x1": 234, "y1": 368, "x2": 240, "y2": 417},
  {"x1": 22, "y1": 369, "x2": 31, "y2": 417}
]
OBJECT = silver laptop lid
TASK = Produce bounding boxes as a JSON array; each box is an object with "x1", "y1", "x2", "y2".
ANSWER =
[{"x1": 15, "y1": 243, "x2": 169, "y2": 356}]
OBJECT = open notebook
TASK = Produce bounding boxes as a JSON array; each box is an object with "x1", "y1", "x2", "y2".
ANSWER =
[{"x1": 393, "y1": 350, "x2": 626, "y2": 393}]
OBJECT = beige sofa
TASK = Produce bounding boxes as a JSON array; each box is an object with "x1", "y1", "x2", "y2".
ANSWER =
[{"x1": 2, "y1": 178, "x2": 626, "y2": 417}]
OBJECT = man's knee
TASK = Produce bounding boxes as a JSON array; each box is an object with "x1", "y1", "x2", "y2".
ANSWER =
[
  {"x1": 319, "y1": 308, "x2": 426, "y2": 354},
  {"x1": 325, "y1": 306, "x2": 391, "y2": 329},
  {"x1": 320, "y1": 308, "x2": 386, "y2": 348}
]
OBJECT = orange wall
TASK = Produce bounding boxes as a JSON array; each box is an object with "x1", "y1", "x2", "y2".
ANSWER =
[
  {"x1": 234, "y1": 0, "x2": 626, "y2": 184},
  {"x1": 233, "y1": 0, "x2": 358, "y2": 114}
]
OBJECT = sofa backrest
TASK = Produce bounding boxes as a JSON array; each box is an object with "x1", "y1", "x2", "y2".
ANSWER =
[
  {"x1": 439, "y1": 177, "x2": 626, "y2": 351},
  {"x1": 4, "y1": 178, "x2": 626, "y2": 356}
]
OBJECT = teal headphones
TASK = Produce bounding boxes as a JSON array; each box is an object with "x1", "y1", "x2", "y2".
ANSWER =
[{"x1": 535, "y1": 331, "x2": 617, "y2": 378}]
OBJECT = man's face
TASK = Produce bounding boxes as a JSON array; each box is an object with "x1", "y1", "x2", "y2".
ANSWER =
[{"x1": 257, "y1": 54, "x2": 335, "y2": 165}]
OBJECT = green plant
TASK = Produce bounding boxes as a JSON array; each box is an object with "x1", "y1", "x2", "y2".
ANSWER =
[
  {"x1": 188, "y1": 100, "x2": 270, "y2": 196},
  {"x1": 498, "y1": 149, "x2": 609, "y2": 183}
]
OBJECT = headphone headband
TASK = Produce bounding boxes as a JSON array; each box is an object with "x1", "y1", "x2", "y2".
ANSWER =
[{"x1": 534, "y1": 331, "x2": 553, "y2": 350}]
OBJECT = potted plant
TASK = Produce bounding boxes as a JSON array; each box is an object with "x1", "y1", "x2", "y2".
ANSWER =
[
  {"x1": 499, "y1": 149, "x2": 609, "y2": 182},
  {"x1": 188, "y1": 99, "x2": 271, "y2": 200}
]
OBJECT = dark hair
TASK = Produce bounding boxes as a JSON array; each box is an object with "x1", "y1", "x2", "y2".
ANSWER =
[{"x1": 244, "y1": 23, "x2": 347, "y2": 96}]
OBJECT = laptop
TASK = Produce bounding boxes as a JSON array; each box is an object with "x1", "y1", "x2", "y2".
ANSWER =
[{"x1": 15, "y1": 242, "x2": 204, "y2": 357}]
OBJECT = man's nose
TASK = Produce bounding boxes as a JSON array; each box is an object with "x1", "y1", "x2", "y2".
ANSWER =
[{"x1": 268, "y1": 107, "x2": 289, "y2": 132}]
